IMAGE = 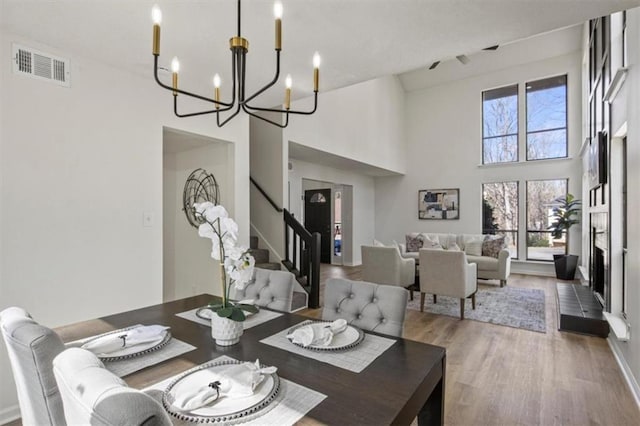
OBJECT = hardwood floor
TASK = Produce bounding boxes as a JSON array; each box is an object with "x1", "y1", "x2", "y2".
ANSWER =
[{"x1": 298, "y1": 264, "x2": 640, "y2": 426}]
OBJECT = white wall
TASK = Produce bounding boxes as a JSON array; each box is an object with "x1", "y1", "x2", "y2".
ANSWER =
[
  {"x1": 163, "y1": 141, "x2": 232, "y2": 302},
  {"x1": 0, "y1": 33, "x2": 249, "y2": 421},
  {"x1": 375, "y1": 52, "x2": 583, "y2": 276},
  {"x1": 289, "y1": 159, "x2": 375, "y2": 265},
  {"x1": 607, "y1": 7, "x2": 640, "y2": 406},
  {"x1": 249, "y1": 116, "x2": 286, "y2": 261},
  {"x1": 284, "y1": 75, "x2": 407, "y2": 175}
]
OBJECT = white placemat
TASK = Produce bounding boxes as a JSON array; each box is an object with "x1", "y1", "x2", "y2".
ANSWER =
[
  {"x1": 67, "y1": 325, "x2": 196, "y2": 378},
  {"x1": 259, "y1": 320, "x2": 397, "y2": 373},
  {"x1": 176, "y1": 307, "x2": 283, "y2": 330},
  {"x1": 145, "y1": 355, "x2": 327, "y2": 426}
]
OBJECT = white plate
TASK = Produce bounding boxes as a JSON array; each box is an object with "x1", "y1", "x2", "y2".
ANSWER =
[
  {"x1": 163, "y1": 360, "x2": 280, "y2": 423},
  {"x1": 288, "y1": 321, "x2": 365, "y2": 352},
  {"x1": 84, "y1": 327, "x2": 172, "y2": 362}
]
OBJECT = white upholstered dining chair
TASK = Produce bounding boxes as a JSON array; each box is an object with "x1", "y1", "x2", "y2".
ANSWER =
[
  {"x1": 230, "y1": 267, "x2": 296, "y2": 312},
  {"x1": 53, "y1": 347, "x2": 172, "y2": 426},
  {"x1": 322, "y1": 278, "x2": 409, "y2": 337},
  {"x1": 419, "y1": 248, "x2": 478, "y2": 319},
  {"x1": 0, "y1": 307, "x2": 66, "y2": 426}
]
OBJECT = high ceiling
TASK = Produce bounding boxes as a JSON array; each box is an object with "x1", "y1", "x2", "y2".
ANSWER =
[{"x1": 2, "y1": 0, "x2": 639, "y2": 109}]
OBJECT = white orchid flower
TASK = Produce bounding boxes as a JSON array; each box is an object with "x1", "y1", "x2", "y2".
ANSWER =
[
  {"x1": 203, "y1": 205, "x2": 229, "y2": 223},
  {"x1": 228, "y1": 252, "x2": 255, "y2": 290},
  {"x1": 194, "y1": 201, "x2": 215, "y2": 216}
]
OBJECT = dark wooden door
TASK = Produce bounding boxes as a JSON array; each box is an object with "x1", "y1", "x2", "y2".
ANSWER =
[{"x1": 304, "y1": 188, "x2": 332, "y2": 263}]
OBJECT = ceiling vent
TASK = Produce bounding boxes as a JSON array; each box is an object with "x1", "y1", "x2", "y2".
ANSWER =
[{"x1": 12, "y1": 43, "x2": 71, "y2": 87}]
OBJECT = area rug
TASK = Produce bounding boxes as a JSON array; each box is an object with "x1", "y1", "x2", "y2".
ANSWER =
[{"x1": 407, "y1": 286, "x2": 546, "y2": 333}]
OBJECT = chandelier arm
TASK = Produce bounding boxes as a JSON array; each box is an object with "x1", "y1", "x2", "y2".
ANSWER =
[
  {"x1": 217, "y1": 100, "x2": 243, "y2": 127},
  {"x1": 242, "y1": 51, "x2": 281, "y2": 105},
  {"x1": 173, "y1": 96, "x2": 235, "y2": 118},
  {"x1": 244, "y1": 92, "x2": 318, "y2": 115},
  {"x1": 154, "y1": 56, "x2": 233, "y2": 107},
  {"x1": 242, "y1": 105, "x2": 289, "y2": 128}
]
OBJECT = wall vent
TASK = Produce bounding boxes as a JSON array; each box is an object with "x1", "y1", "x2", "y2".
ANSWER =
[{"x1": 12, "y1": 43, "x2": 71, "y2": 87}]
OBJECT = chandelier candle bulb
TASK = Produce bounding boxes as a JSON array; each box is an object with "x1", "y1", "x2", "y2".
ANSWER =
[
  {"x1": 285, "y1": 74, "x2": 292, "y2": 110},
  {"x1": 151, "y1": 5, "x2": 162, "y2": 55},
  {"x1": 313, "y1": 52, "x2": 320, "y2": 92},
  {"x1": 171, "y1": 57, "x2": 180, "y2": 95},
  {"x1": 274, "y1": 1, "x2": 283, "y2": 50},
  {"x1": 213, "y1": 74, "x2": 221, "y2": 109}
]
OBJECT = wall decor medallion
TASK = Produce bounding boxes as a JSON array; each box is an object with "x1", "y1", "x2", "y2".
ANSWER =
[{"x1": 418, "y1": 188, "x2": 459, "y2": 220}]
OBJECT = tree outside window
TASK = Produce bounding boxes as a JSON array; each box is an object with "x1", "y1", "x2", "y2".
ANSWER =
[
  {"x1": 526, "y1": 179, "x2": 568, "y2": 260},
  {"x1": 482, "y1": 85, "x2": 518, "y2": 164},
  {"x1": 483, "y1": 182, "x2": 519, "y2": 258}
]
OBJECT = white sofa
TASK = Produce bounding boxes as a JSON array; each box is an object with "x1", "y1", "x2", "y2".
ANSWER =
[{"x1": 398, "y1": 233, "x2": 511, "y2": 287}]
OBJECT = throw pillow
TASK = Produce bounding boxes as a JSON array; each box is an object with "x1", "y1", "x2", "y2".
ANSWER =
[
  {"x1": 482, "y1": 235, "x2": 506, "y2": 258},
  {"x1": 422, "y1": 235, "x2": 441, "y2": 249},
  {"x1": 447, "y1": 243, "x2": 461, "y2": 251},
  {"x1": 373, "y1": 239, "x2": 385, "y2": 247},
  {"x1": 405, "y1": 234, "x2": 425, "y2": 252},
  {"x1": 464, "y1": 240, "x2": 483, "y2": 257}
]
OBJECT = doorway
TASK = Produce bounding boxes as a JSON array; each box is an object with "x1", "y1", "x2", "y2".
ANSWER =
[
  {"x1": 304, "y1": 188, "x2": 332, "y2": 263},
  {"x1": 162, "y1": 127, "x2": 233, "y2": 302}
]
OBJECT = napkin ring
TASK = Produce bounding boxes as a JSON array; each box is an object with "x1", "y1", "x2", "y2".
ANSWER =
[
  {"x1": 208, "y1": 381, "x2": 221, "y2": 401},
  {"x1": 118, "y1": 334, "x2": 127, "y2": 348}
]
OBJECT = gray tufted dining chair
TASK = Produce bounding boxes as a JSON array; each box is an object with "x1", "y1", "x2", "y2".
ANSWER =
[
  {"x1": 53, "y1": 347, "x2": 172, "y2": 426},
  {"x1": 322, "y1": 278, "x2": 409, "y2": 337},
  {"x1": 0, "y1": 306, "x2": 66, "y2": 426},
  {"x1": 230, "y1": 267, "x2": 296, "y2": 312}
]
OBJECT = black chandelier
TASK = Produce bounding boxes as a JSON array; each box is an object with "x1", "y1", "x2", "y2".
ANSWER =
[{"x1": 151, "y1": 0, "x2": 320, "y2": 128}]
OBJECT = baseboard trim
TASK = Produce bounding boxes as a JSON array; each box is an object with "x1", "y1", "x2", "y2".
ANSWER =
[
  {"x1": 0, "y1": 404, "x2": 21, "y2": 425},
  {"x1": 608, "y1": 337, "x2": 640, "y2": 410}
]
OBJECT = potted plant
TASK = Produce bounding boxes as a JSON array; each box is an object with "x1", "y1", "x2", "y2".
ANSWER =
[
  {"x1": 548, "y1": 193, "x2": 581, "y2": 280},
  {"x1": 194, "y1": 202, "x2": 258, "y2": 346}
]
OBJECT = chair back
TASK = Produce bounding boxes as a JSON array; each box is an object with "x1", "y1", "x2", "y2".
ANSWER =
[
  {"x1": 230, "y1": 267, "x2": 295, "y2": 312},
  {"x1": 53, "y1": 347, "x2": 172, "y2": 426},
  {"x1": 419, "y1": 248, "x2": 475, "y2": 298},
  {"x1": 0, "y1": 307, "x2": 66, "y2": 426},
  {"x1": 361, "y1": 245, "x2": 400, "y2": 285},
  {"x1": 322, "y1": 278, "x2": 408, "y2": 337}
]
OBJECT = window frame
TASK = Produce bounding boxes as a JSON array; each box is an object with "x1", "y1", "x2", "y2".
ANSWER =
[
  {"x1": 525, "y1": 74, "x2": 569, "y2": 161},
  {"x1": 482, "y1": 181, "x2": 520, "y2": 259},
  {"x1": 482, "y1": 84, "x2": 519, "y2": 165},
  {"x1": 525, "y1": 178, "x2": 569, "y2": 261}
]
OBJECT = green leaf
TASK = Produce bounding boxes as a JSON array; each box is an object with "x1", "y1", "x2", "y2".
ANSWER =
[
  {"x1": 216, "y1": 307, "x2": 234, "y2": 318},
  {"x1": 230, "y1": 308, "x2": 246, "y2": 322}
]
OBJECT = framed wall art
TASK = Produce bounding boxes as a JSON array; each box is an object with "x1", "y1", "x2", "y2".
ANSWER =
[{"x1": 418, "y1": 188, "x2": 459, "y2": 220}]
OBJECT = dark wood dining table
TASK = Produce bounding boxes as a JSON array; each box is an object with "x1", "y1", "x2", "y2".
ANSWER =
[{"x1": 55, "y1": 294, "x2": 446, "y2": 425}]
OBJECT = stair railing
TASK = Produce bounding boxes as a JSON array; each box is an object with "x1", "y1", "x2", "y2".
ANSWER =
[
  {"x1": 283, "y1": 209, "x2": 321, "y2": 308},
  {"x1": 250, "y1": 176, "x2": 321, "y2": 308}
]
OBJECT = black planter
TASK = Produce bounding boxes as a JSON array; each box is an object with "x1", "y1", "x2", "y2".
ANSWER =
[{"x1": 553, "y1": 254, "x2": 579, "y2": 280}]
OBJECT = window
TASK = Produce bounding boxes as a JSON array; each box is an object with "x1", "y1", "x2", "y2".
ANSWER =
[
  {"x1": 526, "y1": 179, "x2": 568, "y2": 260},
  {"x1": 482, "y1": 182, "x2": 519, "y2": 258},
  {"x1": 482, "y1": 85, "x2": 518, "y2": 164},
  {"x1": 526, "y1": 75, "x2": 568, "y2": 160}
]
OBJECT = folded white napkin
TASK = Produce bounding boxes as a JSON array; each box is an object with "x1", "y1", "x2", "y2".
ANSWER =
[
  {"x1": 81, "y1": 325, "x2": 169, "y2": 355},
  {"x1": 286, "y1": 319, "x2": 348, "y2": 347},
  {"x1": 172, "y1": 360, "x2": 277, "y2": 412}
]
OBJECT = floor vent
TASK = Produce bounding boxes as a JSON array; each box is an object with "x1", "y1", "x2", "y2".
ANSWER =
[{"x1": 12, "y1": 43, "x2": 70, "y2": 87}]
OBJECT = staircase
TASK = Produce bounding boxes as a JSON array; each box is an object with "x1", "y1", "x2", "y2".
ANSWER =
[
  {"x1": 249, "y1": 236, "x2": 308, "y2": 311},
  {"x1": 249, "y1": 236, "x2": 280, "y2": 270}
]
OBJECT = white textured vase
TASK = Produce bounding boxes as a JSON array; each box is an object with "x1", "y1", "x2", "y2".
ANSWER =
[{"x1": 210, "y1": 314, "x2": 244, "y2": 346}]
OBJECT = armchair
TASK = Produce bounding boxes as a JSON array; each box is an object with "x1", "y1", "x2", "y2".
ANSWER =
[
  {"x1": 361, "y1": 245, "x2": 415, "y2": 294},
  {"x1": 419, "y1": 248, "x2": 478, "y2": 319}
]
